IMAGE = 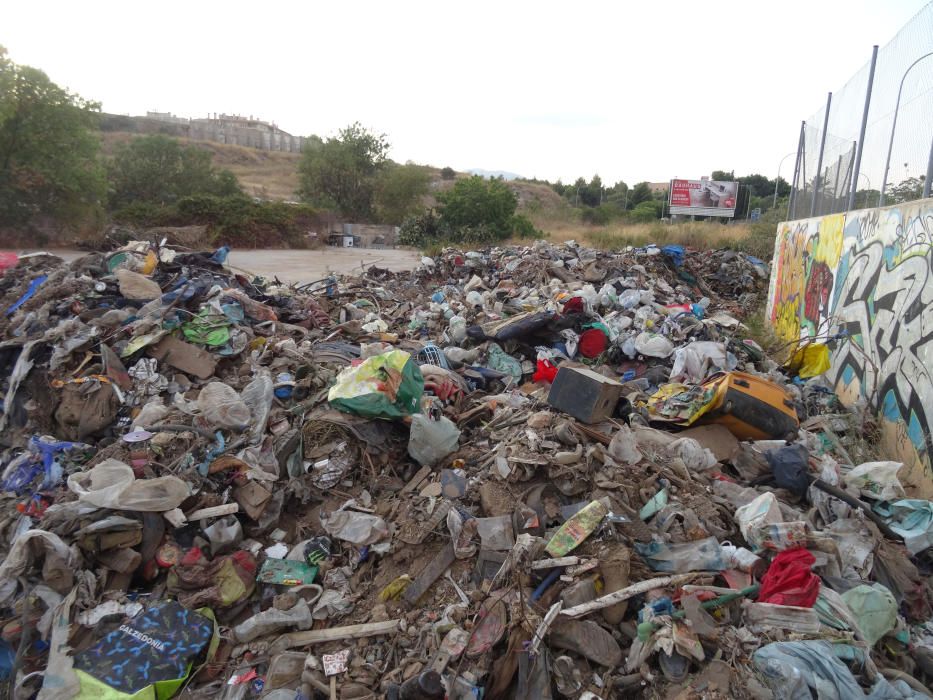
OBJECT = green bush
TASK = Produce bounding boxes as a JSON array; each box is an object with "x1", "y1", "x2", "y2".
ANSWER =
[
  {"x1": 112, "y1": 195, "x2": 319, "y2": 248},
  {"x1": 630, "y1": 200, "x2": 660, "y2": 223},
  {"x1": 438, "y1": 176, "x2": 517, "y2": 239},
  {"x1": 580, "y1": 204, "x2": 624, "y2": 226},
  {"x1": 110, "y1": 201, "x2": 177, "y2": 228},
  {"x1": 108, "y1": 135, "x2": 242, "y2": 208},
  {"x1": 510, "y1": 214, "x2": 542, "y2": 239},
  {"x1": 398, "y1": 208, "x2": 541, "y2": 249},
  {"x1": 398, "y1": 209, "x2": 450, "y2": 247}
]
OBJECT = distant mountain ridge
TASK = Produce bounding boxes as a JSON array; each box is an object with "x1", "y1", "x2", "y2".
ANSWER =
[{"x1": 467, "y1": 169, "x2": 523, "y2": 181}]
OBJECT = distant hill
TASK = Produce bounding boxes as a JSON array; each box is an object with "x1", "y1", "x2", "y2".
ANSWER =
[
  {"x1": 467, "y1": 169, "x2": 523, "y2": 181},
  {"x1": 99, "y1": 131, "x2": 302, "y2": 201}
]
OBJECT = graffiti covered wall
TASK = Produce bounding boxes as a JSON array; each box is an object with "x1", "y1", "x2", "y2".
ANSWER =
[{"x1": 767, "y1": 198, "x2": 933, "y2": 496}]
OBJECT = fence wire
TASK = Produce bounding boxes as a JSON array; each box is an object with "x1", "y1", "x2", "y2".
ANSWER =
[{"x1": 789, "y1": 2, "x2": 933, "y2": 218}]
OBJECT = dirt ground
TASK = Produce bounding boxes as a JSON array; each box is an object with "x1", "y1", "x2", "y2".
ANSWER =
[{"x1": 3, "y1": 247, "x2": 422, "y2": 284}]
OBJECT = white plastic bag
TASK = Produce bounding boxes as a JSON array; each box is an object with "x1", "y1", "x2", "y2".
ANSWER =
[
  {"x1": 668, "y1": 437, "x2": 717, "y2": 471},
  {"x1": 241, "y1": 369, "x2": 274, "y2": 445},
  {"x1": 669, "y1": 341, "x2": 731, "y2": 383},
  {"x1": 67, "y1": 459, "x2": 189, "y2": 512},
  {"x1": 735, "y1": 492, "x2": 783, "y2": 550},
  {"x1": 322, "y1": 510, "x2": 388, "y2": 545},
  {"x1": 634, "y1": 332, "x2": 674, "y2": 358},
  {"x1": 843, "y1": 461, "x2": 905, "y2": 501},
  {"x1": 132, "y1": 397, "x2": 169, "y2": 430},
  {"x1": 198, "y1": 382, "x2": 251, "y2": 430},
  {"x1": 607, "y1": 425, "x2": 642, "y2": 465}
]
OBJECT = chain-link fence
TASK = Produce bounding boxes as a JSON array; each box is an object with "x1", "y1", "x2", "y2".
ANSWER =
[{"x1": 788, "y1": 2, "x2": 933, "y2": 219}]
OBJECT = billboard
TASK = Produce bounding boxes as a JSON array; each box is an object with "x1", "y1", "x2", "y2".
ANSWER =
[{"x1": 669, "y1": 179, "x2": 739, "y2": 217}]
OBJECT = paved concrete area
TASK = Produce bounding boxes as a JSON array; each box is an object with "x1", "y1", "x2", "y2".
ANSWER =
[{"x1": 2, "y1": 247, "x2": 422, "y2": 284}]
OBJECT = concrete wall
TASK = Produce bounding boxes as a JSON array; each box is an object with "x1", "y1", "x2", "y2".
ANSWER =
[
  {"x1": 327, "y1": 223, "x2": 400, "y2": 247},
  {"x1": 766, "y1": 197, "x2": 933, "y2": 495}
]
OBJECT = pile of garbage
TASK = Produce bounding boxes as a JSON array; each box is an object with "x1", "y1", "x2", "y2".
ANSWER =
[{"x1": 1, "y1": 239, "x2": 931, "y2": 699}]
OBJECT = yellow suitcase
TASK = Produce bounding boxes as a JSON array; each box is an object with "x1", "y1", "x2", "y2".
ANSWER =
[{"x1": 697, "y1": 371, "x2": 799, "y2": 441}]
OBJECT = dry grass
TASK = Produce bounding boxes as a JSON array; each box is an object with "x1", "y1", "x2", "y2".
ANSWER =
[
  {"x1": 511, "y1": 180, "x2": 752, "y2": 250},
  {"x1": 100, "y1": 132, "x2": 302, "y2": 201},
  {"x1": 583, "y1": 221, "x2": 750, "y2": 250}
]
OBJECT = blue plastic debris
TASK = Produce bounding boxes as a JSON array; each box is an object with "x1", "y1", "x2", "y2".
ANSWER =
[{"x1": 5, "y1": 275, "x2": 48, "y2": 316}]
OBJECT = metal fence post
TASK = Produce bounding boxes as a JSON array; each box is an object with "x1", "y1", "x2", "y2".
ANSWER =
[
  {"x1": 839, "y1": 142, "x2": 856, "y2": 210},
  {"x1": 848, "y1": 46, "x2": 877, "y2": 212},
  {"x1": 810, "y1": 92, "x2": 832, "y2": 217},
  {"x1": 830, "y1": 155, "x2": 843, "y2": 213},
  {"x1": 788, "y1": 122, "x2": 805, "y2": 220}
]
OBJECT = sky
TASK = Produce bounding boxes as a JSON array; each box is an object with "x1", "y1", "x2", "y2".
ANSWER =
[{"x1": 3, "y1": 0, "x2": 927, "y2": 186}]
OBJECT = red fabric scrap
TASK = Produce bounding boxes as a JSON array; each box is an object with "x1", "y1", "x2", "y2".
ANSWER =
[
  {"x1": 758, "y1": 548, "x2": 820, "y2": 607},
  {"x1": 579, "y1": 328, "x2": 608, "y2": 358},
  {"x1": 562, "y1": 297, "x2": 585, "y2": 315},
  {"x1": 533, "y1": 359, "x2": 558, "y2": 383}
]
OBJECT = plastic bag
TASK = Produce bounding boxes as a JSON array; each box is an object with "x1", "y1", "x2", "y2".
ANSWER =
[
  {"x1": 669, "y1": 342, "x2": 732, "y2": 383},
  {"x1": 735, "y1": 492, "x2": 783, "y2": 551},
  {"x1": 634, "y1": 332, "x2": 674, "y2": 358},
  {"x1": 322, "y1": 510, "x2": 389, "y2": 545},
  {"x1": 408, "y1": 414, "x2": 461, "y2": 467},
  {"x1": 668, "y1": 438, "x2": 717, "y2": 471},
  {"x1": 240, "y1": 370, "x2": 274, "y2": 445},
  {"x1": 0, "y1": 530, "x2": 78, "y2": 602},
  {"x1": 203, "y1": 516, "x2": 243, "y2": 555},
  {"x1": 758, "y1": 548, "x2": 820, "y2": 607},
  {"x1": 844, "y1": 461, "x2": 905, "y2": 502},
  {"x1": 115, "y1": 269, "x2": 162, "y2": 301},
  {"x1": 132, "y1": 397, "x2": 169, "y2": 430},
  {"x1": 607, "y1": 425, "x2": 642, "y2": 465},
  {"x1": 634, "y1": 536, "x2": 728, "y2": 573},
  {"x1": 328, "y1": 350, "x2": 424, "y2": 419},
  {"x1": 840, "y1": 584, "x2": 897, "y2": 645},
  {"x1": 198, "y1": 382, "x2": 251, "y2": 430},
  {"x1": 786, "y1": 343, "x2": 831, "y2": 379},
  {"x1": 67, "y1": 459, "x2": 189, "y2": 512}
]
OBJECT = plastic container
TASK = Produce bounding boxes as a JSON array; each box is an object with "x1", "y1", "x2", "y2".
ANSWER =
[
  {"x1": 720, "y1": 542, "x2": 767, "y2": 576},
  {"x1": 545, "y1": 500, "x2": 608, "y2": 556}
]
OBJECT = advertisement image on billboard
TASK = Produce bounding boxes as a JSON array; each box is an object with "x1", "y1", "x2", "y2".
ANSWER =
[{"x1": 668, "y1": 179, "x2": 739, "y2": 217}]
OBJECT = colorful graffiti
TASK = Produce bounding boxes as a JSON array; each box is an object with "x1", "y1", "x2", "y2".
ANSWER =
[{"x1": 767, "y1": 199, "x2": 933, "y2": 495}]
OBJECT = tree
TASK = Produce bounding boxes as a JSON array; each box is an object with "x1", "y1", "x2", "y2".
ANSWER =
[
  {"x1": 399, "y1": 176, "x2": 539, "y2": 247},
  {"x1": 437, "y1": 176, "x2": 518, "y2": 238},
  {"x1": 605, "y1": 180, "x2": 629, "y2": 208},
  {"x1": 578, "y1": 174, "x2": 603, "y2": 207},
  {"x1": 440, "y1": 166, "x2": 456, "y2": 180},
  {"x1": 711, "y1": 170, "x2": 735, "y2": 182},
  {"x1": 737, "y1": 173, "x2": 772, "y2": 198},
  {"x1": 888, "y1": 176, "x2": 925, "y2": 204},
  {"x1": 108, "y1": 135, "x2": 241, "y2": 208},
  {"x1": 298, "y1": 122, "x2": 389, "y2": 220},
  {"x1": 0, "y1": 46, "x2": 106, "y2": 226},
  {"x1": 631, "y1": 200, "x2": 661, "y2": 222},
  {"x1": 629, "y1": 182, "x2": 654, "y2": 207},
  {"x1": 374, "y1": 163, "x2": 430, "y2": 224}
]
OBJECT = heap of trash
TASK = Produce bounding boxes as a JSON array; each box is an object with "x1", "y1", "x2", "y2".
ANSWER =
[{"x1": 0, "y1": 239, "x2": 931, "y2": 700}]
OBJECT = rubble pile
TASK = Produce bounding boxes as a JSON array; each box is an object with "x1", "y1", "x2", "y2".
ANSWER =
[{"x1": 0, "y1": 240, "x2": 931, "y2": 699}]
